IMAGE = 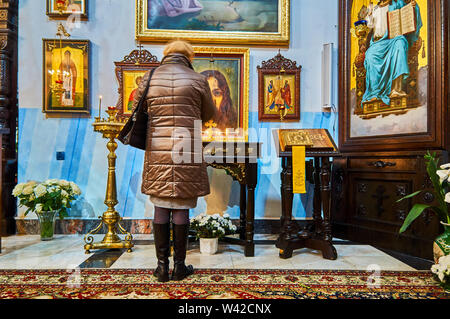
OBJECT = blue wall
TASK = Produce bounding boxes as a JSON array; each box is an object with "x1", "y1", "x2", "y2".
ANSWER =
[{"x1": 18, "y1": 0, "x2": 339, "y2": 220}]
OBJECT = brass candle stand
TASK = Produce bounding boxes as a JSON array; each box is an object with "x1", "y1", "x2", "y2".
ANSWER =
[{"x1": 84, "y1": 108, "x2": 134, "y2": 253}]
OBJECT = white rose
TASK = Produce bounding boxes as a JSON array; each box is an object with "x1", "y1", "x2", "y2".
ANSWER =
[
  {"x1": 70, "y1": 182, "x2": 81, "y2": 195},
  {"x1": 35, "y1": 204, "x2": 43, "y2": 212},
  {"x1": 60, "y1": 180, "x2": 70, "y2": 187},
  {"x1": 22, "y1": 185, "x2": 34, "y2": 195},
  {"x1": 12, "y1": 184, "x2": 25, "y2": 196},
  {"x1": 48, "y1": 186, "x2": 58, "y2": 193},
  {"x1": 34, "y1": 184, "x2": 47, "y2": 198}
]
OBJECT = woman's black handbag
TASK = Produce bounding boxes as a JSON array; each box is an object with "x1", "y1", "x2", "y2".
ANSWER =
[{"x1": 118, "y1": 68, "x2": 156, "y2": 150}]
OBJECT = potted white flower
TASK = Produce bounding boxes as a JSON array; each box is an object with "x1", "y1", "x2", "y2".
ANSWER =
[
  {"x1": 12, "y1": 179, "x2": 82, "y2": 240},
  {"x1": 431, "y1": 255, "x2": 450, "y2": 292},
  {"x1": 190, "y1": 213, "x2": 237, "y2": 255}
]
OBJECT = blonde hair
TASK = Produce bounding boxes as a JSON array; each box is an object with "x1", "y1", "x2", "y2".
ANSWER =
[{"x1": 163, "y1": 40, "x2": 194, "y2": 60}]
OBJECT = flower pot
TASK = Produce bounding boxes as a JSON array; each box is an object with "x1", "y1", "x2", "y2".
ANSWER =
[
  {"x1": 36, "y1": 210, "x2": 58, "y2": 241},
  {"x1": 433, "y1": 222, "x2": 450, "y2": 263},
  {"x1": 200, "y1": 237, "x2": 218, "y2": 255}
]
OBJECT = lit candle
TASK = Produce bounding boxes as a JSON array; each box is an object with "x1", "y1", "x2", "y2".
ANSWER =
[{"x1": 98, "y1": 95, "x2": 102, "y2": 117}]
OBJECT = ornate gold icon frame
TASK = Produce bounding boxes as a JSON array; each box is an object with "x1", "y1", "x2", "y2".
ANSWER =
[
  {"x1": 193, "y1": 46, "x2": 249, "y2": 142},
  {"x1": 136, "y1": 0, "x2": 290, "y2": 46}
]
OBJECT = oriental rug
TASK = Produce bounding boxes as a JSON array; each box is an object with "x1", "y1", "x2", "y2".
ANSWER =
[{"x1": 0, "y1": 269, "x2": 448, "y2": 299}]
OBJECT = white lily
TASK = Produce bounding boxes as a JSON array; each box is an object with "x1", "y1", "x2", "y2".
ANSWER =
[
  {"x1": 445, "y1": 192, "x2": 450, "y2": 203},
  {"x1": 431, "y1": 255, "x2": 450, "y2": 283},
  {"x1": 436, "y1": 168, "x2": 450, "y2": 184}
]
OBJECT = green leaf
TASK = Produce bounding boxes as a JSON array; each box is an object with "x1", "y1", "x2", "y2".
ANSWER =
[
  {"x1": 24, "y1": 208, "x2": 31, "y2": 216},
  {"x1": 424, "y1": 152, "x2": 449, "y2": 223},
  {"x1": 59, "y1": 210, "x2": 67, "y2": 220},
  {"x1": 399, "y1": 204, "x2": 431, "y2": 233},
  {"x1": 429, "y1": 206, "x2": 448, "y2": 223},
  {"x1": 396, "y1": 190, "x2": 422, "y2": 203}
]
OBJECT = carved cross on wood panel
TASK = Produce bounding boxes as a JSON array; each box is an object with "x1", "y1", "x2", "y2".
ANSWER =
[{"x1": 372, "y1": 185, "x2": 389, "y2": 216}]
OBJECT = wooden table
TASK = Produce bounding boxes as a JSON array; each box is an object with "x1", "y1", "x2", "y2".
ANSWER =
[
  {"x1": 203, "y1": 142, "x2": 261, "y2": 257},
  {"x1": 275, "y1": 137, "x2": 340, "y2": 260}
]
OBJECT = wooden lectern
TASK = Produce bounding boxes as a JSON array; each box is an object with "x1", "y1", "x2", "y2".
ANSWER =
[{"x1": 274, "y1": 129, "x2": 340, "y2": 260}]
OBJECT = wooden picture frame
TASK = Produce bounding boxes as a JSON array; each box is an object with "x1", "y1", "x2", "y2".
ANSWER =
[
  {"x1": 257, "y1": 52, "x2": 301, "y2": 122},
  {"x1": 193, "y1": 47, "x2": 249, "y2": 142},
  {"x1": 114, "y1": 49, "x2": 160, "y2": 120},
  {"x1": 136, "y1": 0, "x2": 290, "y2": 46},
  {"x1": 42, "y1": 39, "x2": 90, "y2": 114},
  {"x1": 339, "y1": 0, "x2": 449, "y2": 152},
  {"x1": 46, "y1": 0, "x2": 88, "y2": 20}
]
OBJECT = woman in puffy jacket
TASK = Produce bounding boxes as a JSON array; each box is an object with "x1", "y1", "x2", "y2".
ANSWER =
[{"x1": 132, "y1": 40, "x2": 216, "y2": 282}]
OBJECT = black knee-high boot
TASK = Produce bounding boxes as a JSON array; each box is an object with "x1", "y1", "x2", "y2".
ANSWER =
[
  {"x1": 171, "y1": 224, "x2": 194, "y2": 281},
  {"x1": 152, "y1": 223, "x2": 170, "y2": 282}
]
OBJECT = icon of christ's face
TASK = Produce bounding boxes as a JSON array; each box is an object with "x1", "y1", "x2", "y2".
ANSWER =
[{"x1": 207, "y1": 76, "x2": 223, "y2": 110}]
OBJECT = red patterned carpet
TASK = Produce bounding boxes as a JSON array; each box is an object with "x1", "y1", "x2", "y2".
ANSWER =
[{"x1": 0, "y1": 269, "x2": 448, "y2": 299}]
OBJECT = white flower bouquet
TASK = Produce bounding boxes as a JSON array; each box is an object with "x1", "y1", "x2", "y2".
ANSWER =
[
  {"x1": 431, "y1": 255, "x2": 450, "y2": 291},
  {"x1": 12, "y1": 179, "x2": 82, "y2": 219},
  {"x1": 190, "y1": 213, "x2": 237, "y2": 239}
]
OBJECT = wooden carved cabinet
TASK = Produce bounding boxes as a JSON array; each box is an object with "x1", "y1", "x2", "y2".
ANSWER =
[
  {"x1": 332, "y1": 152, "x2": 446, "y2": 259},
  {"x1": 336, "y1": 0, "x2": 449, "y2": 260}
]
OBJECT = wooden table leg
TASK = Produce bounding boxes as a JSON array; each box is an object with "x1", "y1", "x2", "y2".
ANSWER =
[
  {"x1": 319, "y1": 156, "x2": 337, "y2": 260},
  {"x1": 239, "y1": 183, "x2": 247, "y2": 240},
  {"x1": 276, "y1": 157, "x2": 296, "y2": 259},
  {"x1": 244, "y1": 163, "x2": 257, "y2": 257},
  {"x1": 245, "y1": 186, "x2": 255, "y2": 257},
  {"x1": 313, "y1": 157, "x2": 323, "y2": 235},
  {"x1": 280, "y1": 157, "x2": 293, "y2": 229}
]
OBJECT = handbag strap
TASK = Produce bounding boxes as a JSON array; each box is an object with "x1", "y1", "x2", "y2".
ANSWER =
[{"x1": 136, "y1": 67, "x2": 156, "y2": 115}]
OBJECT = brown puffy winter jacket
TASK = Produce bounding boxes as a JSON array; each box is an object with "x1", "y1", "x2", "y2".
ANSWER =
[{"x1": 132, "y1": 53, "x2": 216, "y2": 199}]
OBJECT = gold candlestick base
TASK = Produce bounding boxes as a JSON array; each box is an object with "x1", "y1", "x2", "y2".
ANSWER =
[{"x1": 84, "y1": 108, "x2": 134, "y2": 254}]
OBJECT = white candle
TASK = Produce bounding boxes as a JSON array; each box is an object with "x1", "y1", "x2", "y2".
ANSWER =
[{"x1": 98, "y1": 95, "x2": 102, "y2": 117}]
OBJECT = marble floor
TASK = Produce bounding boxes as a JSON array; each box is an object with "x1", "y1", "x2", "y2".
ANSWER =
[{"x1": 0, "y1": 234, "x2": 432, "y2": 271}]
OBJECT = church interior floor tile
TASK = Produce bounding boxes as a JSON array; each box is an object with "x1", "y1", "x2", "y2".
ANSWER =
[{"x1": 0, "y1": 234, "x2": 429, "y2": 271}]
